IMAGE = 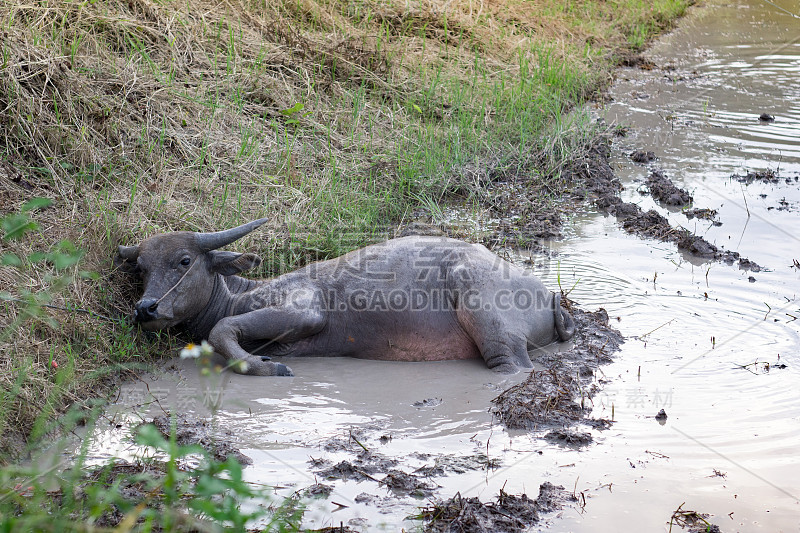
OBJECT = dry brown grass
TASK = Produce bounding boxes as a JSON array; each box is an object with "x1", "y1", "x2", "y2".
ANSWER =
[{"x1": 0, "y1": 0, "x2": 690, "y2": 459}]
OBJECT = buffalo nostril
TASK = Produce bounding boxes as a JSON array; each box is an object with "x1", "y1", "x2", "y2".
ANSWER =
[{"x1": 135, "y1": 298, "x2": 160, "y2": 322}]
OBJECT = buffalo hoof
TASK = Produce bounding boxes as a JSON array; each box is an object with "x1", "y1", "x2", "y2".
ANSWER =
[
  {"x1": 491, "y1": 363, "x2": 521, "y2": 375},
  {"x1": 274, "y1": 363, "x2": 293, "y2": 377}
]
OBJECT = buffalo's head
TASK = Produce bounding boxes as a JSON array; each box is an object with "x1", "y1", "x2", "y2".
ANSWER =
[{"x1": 115, "y1": 219, "x2": 267, "y2": 330}]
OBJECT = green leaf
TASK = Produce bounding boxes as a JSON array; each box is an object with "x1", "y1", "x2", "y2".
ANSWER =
[
  {"x1": 188, "y1": 497, "x2": 218, "y2": 513},
  {"x1": 135, "y1": 424, "x2": 168, "y2": 449},
  {"x1": 49, "y1": 252, "x2": 83, "y2": 270},
  {"x1": 21, "y1": 198, "x2": 53, "y2": 212},
  {"x1": 80, "y1": 270, "x2": 101, "y2": 280},
  {"x1": 195, "y1": 474, "x2": 230, "y2": 496},
  {"x1": 1, "y1": 213, "x2": 37, "y2": 240},
  {"x1": 224, "y1": 457, "x2": 243, "y2": 483},
  {"x1": 47, "y1": 241, "x2": 83, "y2": 270},
  {"x1": 174, "y1": 443, "x2": 206, "y2": 458},
  {"x1": 279, "y1": 102, "x2": 304, "y2": 115},
  {"x1": 1, "y1": 253, "x2": 22, "y2": 267},
  {"x1": 55, "y1": 239, "x2": 78, "y2": 253},
  {"x1": 412, "y1": 103, "x2": 422, "y2": 113}
]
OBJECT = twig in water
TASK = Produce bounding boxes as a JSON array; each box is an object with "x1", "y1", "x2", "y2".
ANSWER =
[
  {"x1": 639, "y1": 318, "x2": 676, "y2": 339},
  {"x1": 349, "y1": 430, "x2": 369, "y2": 453},
  {"x1": 645, "y1": 450, "x2": 670, "y2": 459},
  {"x1": 130, "y1": 372, "x2": 170, "y2": 416},
  {"x1": 741, "y1": 184, "x2": 750, "y2": 218},
  {"x1": 733, "y1": 360, "x2": 766, "y2": 374},
  {"x1": 668, "y1": 502, "x2": 714, "y2": 532}
]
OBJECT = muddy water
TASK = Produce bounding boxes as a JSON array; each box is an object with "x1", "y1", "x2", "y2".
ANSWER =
[{"x1": 81, "y1": 0, "x2": 800, "y2": 530}]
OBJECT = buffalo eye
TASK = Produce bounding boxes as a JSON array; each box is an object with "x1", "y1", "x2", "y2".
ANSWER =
[{"x1": 180, "y1": 257, "x2": 191, "y2": 266}]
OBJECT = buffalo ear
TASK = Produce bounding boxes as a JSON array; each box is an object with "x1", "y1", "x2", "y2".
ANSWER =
[
  {"x1": 115, "y1": 245, "x2": 140, "y2": 274},
  {"x1": 209, "y1": 251, "x2": 262, "y2": 276}
]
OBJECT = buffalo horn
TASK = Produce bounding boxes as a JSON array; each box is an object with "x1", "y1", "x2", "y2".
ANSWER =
[
  {"x1": 195, "y1": 218, "x2": 269, "y2": 251},
  {"x1": 117, "y1": 245, "x2": 140, "y2": 260}
]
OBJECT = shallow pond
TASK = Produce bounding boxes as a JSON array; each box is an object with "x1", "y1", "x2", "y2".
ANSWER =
[{"x1": 78, "y1": 0, "x2": 800, "y2": 530}]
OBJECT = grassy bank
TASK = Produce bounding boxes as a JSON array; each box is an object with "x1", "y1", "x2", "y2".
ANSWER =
[{"x1": 2, "y1": 0, "x2": 689, "y2": 464}]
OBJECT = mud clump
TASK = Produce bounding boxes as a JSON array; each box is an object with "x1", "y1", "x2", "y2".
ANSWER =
[
  {"x1": 691, "y1": 526, "x2": 722, "y2": 533},
  {"x1": 316, "y1": 460, "x2": 379, "y2": 482},
  {"x1": 545, "y1": 429, "x2": 594, "y2": 447},
  {"x1": 415, "y1": 453, "x2": 499, "y2": 477},
  {"x1": 420, "y1": 483, "x2": 575, "y2": 532},
  {"x1": 491, "y1": 306, "x2": 623, "y2": 431},
  {"x1": 684, "y1": 207, "x2": 721, "y2": 225},
  {"x1": 619, "y1": 53, "x2": 658, "y2": 70},
  {"x1": 670, "y1": 504, "x2": 723, "y2": 533},
  {"x1": 302, "y1": 483, "x2": 334, "y2": 499},
  {"x1": 564, "y1": 137, "x2": 621, "y2": 200},
  {"x1": 491, "y1": 366, "x2": 585, "y2": 429},
  {"x1": 381, "y1": 469, "x2": 438, "y2": 497},
  {"x1": 313, "y1": 450, "x2": 398, "y2": 482},
  {"x1": 534, "y1": 481, "x2": 576, "y2": 513},
  {"x1": 738, "y1": 258, "x2": 761, "y2": 271},
  {"x1": 584, "y1": 417, "x2": 614, "y2": 430},
  {"x1": 322, "y1": 425, "x2": 385, "y2": 452},
  {"x1": 149, "y1": 413, "x2": 252, "y2": 465},
  {"x1": 413, "y1": 397, "x2": 443, "y2": 408},
  {"x1": 76, "y1": 460, "x2": 167, "y2": 527},
  {"x1": 733, "y1": 169, "x2": 780, "y2": 184},
  {"x1": 630, "y1": 150, "x2": 657, "y2": 163},
  {"x1": 307, "y1": 527, "x2": 361, "y2": 533},
  {"x1": 646, "y1": 170, "x2": 693, "y2": 206},
  {"x1": 569, "y1": 138, "x2": 762, "y2": 271}
]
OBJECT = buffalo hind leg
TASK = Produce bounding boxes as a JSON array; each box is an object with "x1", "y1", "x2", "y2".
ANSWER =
[
  {"x1": 455, "y1": 308, "x2": 532, "y2": 374},
  {"x1": 449, "y1": 263, "x2": 533, "y2": 373},
  {"x1": 482, "y1": 335, "x2": 532, "y2": 374}
]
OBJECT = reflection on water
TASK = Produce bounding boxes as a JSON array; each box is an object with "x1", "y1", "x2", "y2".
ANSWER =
[
  {"x1": 78, "y1": 0, "x2": 800, "y2": 530},
  {"x1": 563, "y1": 0, "x2": 800, "y2": 529}
]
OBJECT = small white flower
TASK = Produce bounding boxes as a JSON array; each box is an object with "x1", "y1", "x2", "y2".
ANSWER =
[
  {"x1": 237, "y1": 360, "x2": 249, "y2": 373},
  {"x1": 199, "y1": 340, "x2": 214, "y2": 356},
  {"x1": 179, "y1": 343, "x2": 201, "y2": 359}
]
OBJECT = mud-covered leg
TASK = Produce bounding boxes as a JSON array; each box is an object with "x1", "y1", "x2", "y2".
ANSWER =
[
  {"x1": 482, "y1": 340, "x2": 531, "y2": 373},
  {"x1": 449, "y1": 264, "x2": 533, "y2": 373},
  {"x1": 208, "y1": 319, "x2": 293, "y2": 376},
  {"x1": 208, "y1": 305, "x2": 325, "y2": 377}
]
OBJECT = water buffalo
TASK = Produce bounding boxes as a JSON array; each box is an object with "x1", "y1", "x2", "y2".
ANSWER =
[{"x1": 116, "y1": 219, "x2": 575, "y2": 376}]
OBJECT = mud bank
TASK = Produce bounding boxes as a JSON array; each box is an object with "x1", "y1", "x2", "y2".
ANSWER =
[
  {"x1": 420, "y1": 482, "x2": 576, "y2": 532},
  {"x1": 446, "y1": 126, "x2": 765, "y2": 276},
  {"x1": 563, "y1": 137, "x2": 762, "y2": 270},
  {"x1": 491, "y1": 307, "x2": 623, "y2": 433},
  {"x1": 150, "y1": 413, "x2": 253, "y2": 466}
]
